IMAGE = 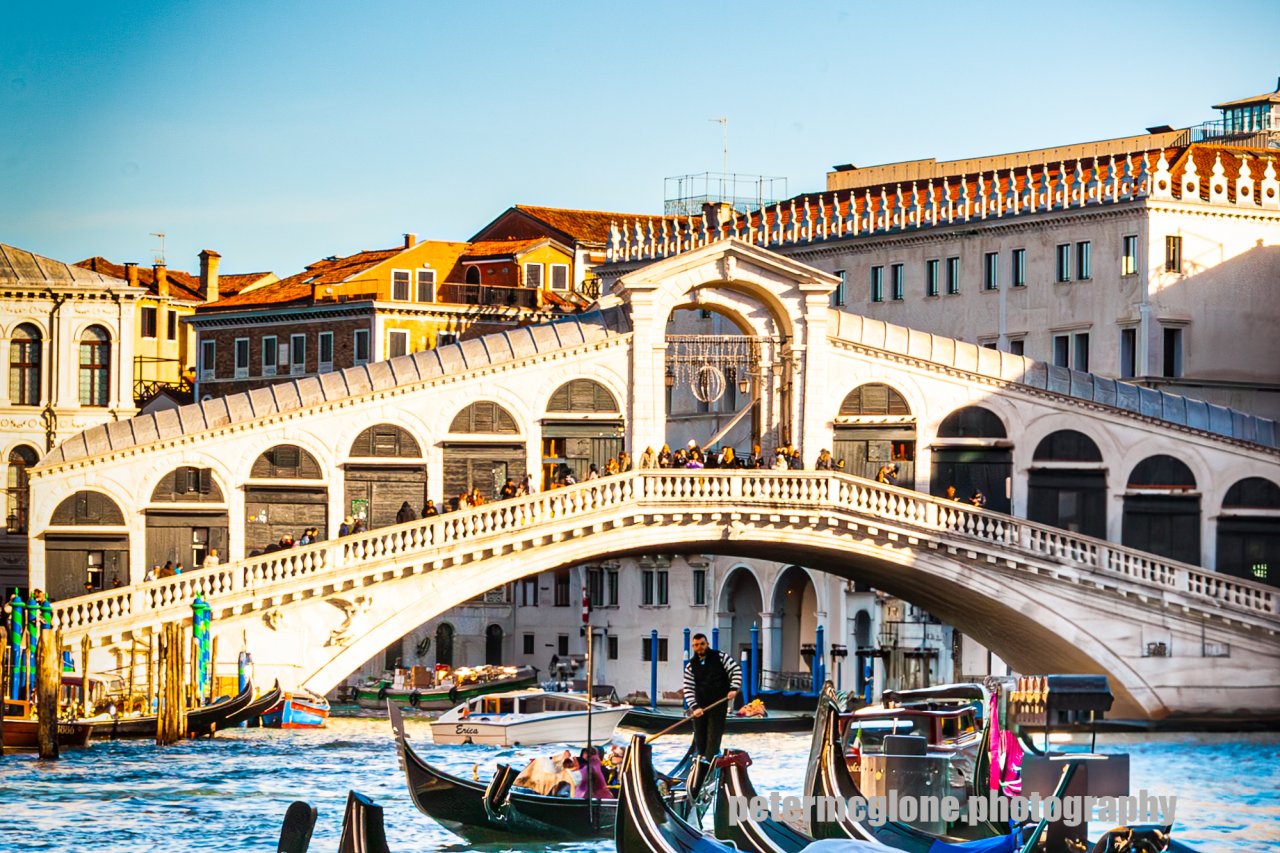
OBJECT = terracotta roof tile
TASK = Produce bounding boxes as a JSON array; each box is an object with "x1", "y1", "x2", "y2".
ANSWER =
[
  {"x1": 463, "y1": 238, "x2": 548, "y2": 260},
  {"x1": 513, "y1": 205, "x2": 655, "y2": 244},
  {"x1": 217, "y1": 272, "x2": 275, "y2": 297},
  {"x1": 75, "y1": 257, "x2": 204, "y2": 302}
]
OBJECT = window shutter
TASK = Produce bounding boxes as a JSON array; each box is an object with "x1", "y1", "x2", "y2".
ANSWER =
[{"x1": 200, "y1": 468, "x2": 213, "y2": 495}]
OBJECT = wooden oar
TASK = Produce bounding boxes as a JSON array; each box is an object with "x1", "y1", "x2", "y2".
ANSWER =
[{"x1": 644, "y1": 694, "x2": 733, "y2": 741}]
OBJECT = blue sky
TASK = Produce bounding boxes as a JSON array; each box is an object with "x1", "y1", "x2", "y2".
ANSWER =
[{"x1": 2, "y1": 0, "x2": 1277, "y2": 277}]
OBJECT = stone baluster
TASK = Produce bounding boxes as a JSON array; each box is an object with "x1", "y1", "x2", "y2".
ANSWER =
[
  {"x1": 1208, "y1": 153, "x2": 1228, "y2": 204},
  {"x1": 608, "y1": 223, "x2": 620, "y2": 262},
  {"x1": 803, "y1": 198, "x2": 813, "y2": 241},
  {"x1": 887, "y1": 184, "x2": 900, "y2": 229},
  {"x1": 859, "y1": 189, "x2": 870, "y2": 232},
  {"x1": 1181, "y1": 153, "x2": 1199, "y2": 201},
  {"x1": 941, "y1": 180, "x2": 953, "y2": 223},
  {"x1": 959, "y1": 178, "x2": 970, "y2": 222},
  {"x1": 975, "y1": 175, "x2": 987, "y2": 219},
  {"x1": 818, "y1": 195, "x2": 828, "y2": 239},
  {"x1": 700, "y1": 211, "x2": 710, "y2": 247},
  {"x1": 908, "y1": 181, "x2": 921, "y2": 227},
  {"x1": 1136, "y1": 153, "x2": 1150, "y2": 197},
  {"x1": 783, "y1": 200, "x2": 795, "y2": 243},
  {"x1": 1235, "y1": 156, "x2": 1256, "y2": 207},
  {"x1": 1084, "y1": 159, "x2": 1099, "y2": 204},
  {"x1": 1005, "y1": 169, "x2": 1018, "y2": 214},
  {"x1": 844, "y1": 191, "x2": 857, "y2": 236},
  {"x1": 1070, "y1": 161, "x2": 1083, "y2": 207},
  {"x1": 645, "y1": 218, "x2": 656, "y2": 258},
  {"x1": 1150, "y1": 151, "x2": 1173, "y2": 199},
  {"x1": 773, "y1": 202, "x2": 784, "y2": 244},
  {"x1": 1101, "y1": 155, "x2": 1117, "y2": 201},
  {"x1": 659, "y1": 217, "x2": 670, "y2": 256},
  {"x1": 1053, "y1": 161, "x2": 1067, "y2": 208},
  {"x1": 1259, "y1": 159, "x2": 1279, "y2": 209}
]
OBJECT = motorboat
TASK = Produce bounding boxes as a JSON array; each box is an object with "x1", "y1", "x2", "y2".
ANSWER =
[
  {"x1": 430, "y1": 688, "x2": 631, "y2": 746},
  {"x1": 263, "y1": 689, "x2": 330, "y2": 728},
  {"x1": 353, "y1": 664, "x2": 536, "y2": 710}
]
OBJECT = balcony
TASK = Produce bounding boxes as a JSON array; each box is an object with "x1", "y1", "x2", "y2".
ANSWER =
[{"x1": 438, "y1": 282, "x2": 539, "y2": 310}]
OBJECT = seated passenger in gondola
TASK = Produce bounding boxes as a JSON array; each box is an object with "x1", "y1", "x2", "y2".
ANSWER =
[
  {"x1": 574, "y1": 746, "x2": 614, "y2": 799},
  {"x1": 513, "y1": 750, "x2": 575, "y2": 796}
]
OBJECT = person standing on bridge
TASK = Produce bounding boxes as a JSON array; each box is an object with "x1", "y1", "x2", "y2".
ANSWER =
[{"x1": 682, "y1": 633, "x2": 740, "y2": 761}]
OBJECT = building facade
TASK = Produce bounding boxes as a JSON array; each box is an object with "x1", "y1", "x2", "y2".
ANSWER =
[{"x1": 0, "y1": 244, "x2": 145, "y2": 591}]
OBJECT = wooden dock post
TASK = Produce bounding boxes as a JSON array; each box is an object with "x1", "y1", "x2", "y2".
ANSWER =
[
  {"x1": 80, "y1": 635, "x2": 91, "y2": 717},
  {"x1": 156, "y1": 622, "x2": 187, "y2": 745},
  {"x1": 36, "y1": 628, "x2": 61, "y2": 760},
  {"x1": 0, "y1": 625, "x2": 8, "y2": 758}
]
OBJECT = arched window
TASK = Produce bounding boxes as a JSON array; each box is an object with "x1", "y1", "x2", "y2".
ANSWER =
[
  {"x1": 50, "y1": 490, "x2": 126, "y2": 526},
  {"x1": 435, "y1": 623, "x2": 455, "y2": 668},
  {"x1": 547, "y1": 379, "x2": 619, "y2": 413},
  {"x1": 349, "y1": 424, "x2": 421, "y2": 458},
  {"x1": 1032, "y1": 430, "x2": 1103, "y2": 462},
  {"x1": 839, "y1": 383, "x2": 911, "y2": 417},
  {"x1": 250, "y1": 444, "x2": 323, "y2": 479},
  {"x1": 79, "y1": 325, "x2": 111, "y2": 407},
  {"x1": 9, "y1": 323, "x2": 42, "y2": 406},
  {"x1": 449, "y1": 401, "x2": 519, "y2": 434},
  {"x1": 937, "y1": 406, "x2": 1007, "y2": 438},
  {"x1": 1127, "y1": 455, "x2": 1196, "y2": 490},
  {"x1": 1223, "y1": 477, "x2": 1280, "y2": 508},
  {"x1": 6, "y1": 445, "x2": 38, "y2": 532},
  {"x1": 465, "y1": 266, "x2": 481, "y2": 285}
]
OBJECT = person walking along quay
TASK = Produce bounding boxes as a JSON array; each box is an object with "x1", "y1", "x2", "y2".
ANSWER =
[{"x1": 681, "y1": 632, "x2": 740, "y2": 761}]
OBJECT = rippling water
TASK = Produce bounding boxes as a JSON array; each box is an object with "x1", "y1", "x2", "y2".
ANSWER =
[{"x1": 1, "y1": 718, "x2": 1276, "y2": 852}]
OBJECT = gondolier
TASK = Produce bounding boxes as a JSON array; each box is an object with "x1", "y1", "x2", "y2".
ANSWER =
[{"x1": 681, "y1": 633, "x2": 740, "y2": 760}]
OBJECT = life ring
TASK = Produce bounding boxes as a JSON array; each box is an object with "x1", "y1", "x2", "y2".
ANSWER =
[{"x1": 377, "y1": 685, "x2": 389, "y2": 701}]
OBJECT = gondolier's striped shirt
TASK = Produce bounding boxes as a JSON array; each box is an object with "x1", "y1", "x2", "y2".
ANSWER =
[{"x1": 681, "y1": 649, "x2": 741, "y2": 710}]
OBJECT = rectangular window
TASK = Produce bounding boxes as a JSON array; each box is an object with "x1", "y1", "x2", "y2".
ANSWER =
[
  {"x1": 1120, "y1": 328, "x2": 1137, "y2": 379},
  {"x1": 416, "y1": 269, "x2": 436, "y2": 302},
  {"x1": 388, "y1": 330, "x2": 408, "y2": 359},
  {"x1": 522, "y1": 634, "x2": 535, "y2": 655},
  {"x1": 141, "y1": 307, "x2": 157, "y2": 339},
  {"x1": 587, "y1": 567, "x2": 605, "y2": 608},
  {"x1": 519, "y1": 577, "x2": 539, "y2": 606},
  {"x1": 1008, "y1": 338, "x2": 1025, "y2": 356},
  {"x1": 642, "y1": 570, "x2": 654, "y2": 606},
  {"x1": 549, "y1": 264, "x2": 569, "y2": 291},
  {"x1": 890, "y1": 263, "x2": 904, "y2": 300},
  {"x1": 318, "y1": 332, "x2": 334, "y2": 373},
  {"x1": 1076, "y1": 241, "x2": 1092, "y2": 280},
  {"x1": 524, "y1": 263, "x2": 543, "y2": 289},
  {"x1": 290, "y1": 334, "x2": 306, "y2": 374},
  {"x1": 1163, "y1": 327, "x2": 1183, "y2": 378},
  {"x1": 557, "y1": 634, "x2": 569, "y2": 656},
  {"x1": 1053, "y1": 334, "x2": 1070, "y2": 368},
  {"x1": 166, "y1": 311, "x2": 178, "y2": 341},
  {"x1": 1011, "y1": 249, "x2": 1026, "y2": 287},
  {"x1": 831, "y1": 270, "x2": 847, "y2": 307},
  {"x1": 554, "y1": 569, "x2": 570, "y2": 606},
  {"x1": 391, "y1": 270, "x2": 411, "y2": 300},
  {"x1": 436, "y1": 332, "x2": 458, "y2": 347},
  {"x1": 607, "y1": 636, "x2": 618, "y2": 660},
  {"x1": 607, "y1": 569, "x2": 619, "y2": 606},
  {"x1": 1073, "y1": 332, "x2": 1090, "y2": 373},
  {"x1": 199, "y1": 339, "x2": 216, "y2": 381},
  {"x1": 945, "y1": 257, "x2": 960, "y2": 294},
  {"x1": 234, "y1": 337, "x2": 250, "y2": 379},
  {"x1": 641, "y1": 636, "x2": 669, "y2": 662},
  {"x1": 983, "y1": 252, "x2": 999, "y2": 290},
  {"x1": 353, "y1": 329, "x2": 370, "y2": 365},
  {"x1": 1056, "y1": 244, "x2": 1071, "y2": 282},
  {"x1": 870, "y1": 266, "x2": 884, "y2": 302},
  {"x1": 692, "y1": 569, "x2": 706, "y2": 606},
  {"x1": 925, "y1": 259, "x2": 939, "y2": 297},
  {"x1": 1165, "y1": 236, "x2": 1182, "y2": 273},
  {"x1": 261, "y1": 336, "x2": 278, "y2": 377},
  {"x1": 657, "y1": 570, "x2": 669, "y2": 606},
  {"x1": 1122, "y1": 235, "x2": 1138, "y2": 276}
]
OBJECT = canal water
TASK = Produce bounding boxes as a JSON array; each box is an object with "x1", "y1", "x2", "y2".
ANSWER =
[{"x1": 1, "y1": 717, "x2": 1276, "y2": 852}]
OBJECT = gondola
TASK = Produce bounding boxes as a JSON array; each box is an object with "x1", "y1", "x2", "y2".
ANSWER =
[
  {"x1": 222, "y1": 680, "x2": 282, "y2": 728},
  {"x1": 805, "y1": 689, "x2": 1012, "y2": 852},
  {"x1": 712, "y1": 750, "x2": 813, "y2": 853},
  {"x1": 623, "y1": 705, "x2": 814, "y2": 734},
  {"x1": 277, "y1": 801, "x2": 318, "y2": 853},
  {"x1": 337, "y1": 791, "x2": 392, "y2": 853},
  {"x1": 84, "y1": 680, "x2": 256, "y2": 739},
  {"x1": 616, "y1": 732, "x2": 737, "y2": 853},
  {"x1": 390, "y1": 703, "x2": 695, "y2": 840}
]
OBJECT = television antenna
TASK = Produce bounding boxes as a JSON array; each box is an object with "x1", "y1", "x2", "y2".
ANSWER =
[
  {"x1": 709, "y1": 117, "x2": 728, "y2": 176},
  {"x1": 150, "y1": 232, "x2": 166, "y2": 265}
]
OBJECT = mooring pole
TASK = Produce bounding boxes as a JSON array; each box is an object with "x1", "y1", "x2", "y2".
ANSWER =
[
  {"x1": 0, "y1": 624, "x2": 8, "y2": 757},
  {"x1": 80, "y1": 635, "x2": 91, "y2": 717},
  {"x1": 649, "y1": 629, "x2": 658, "y2": 711},
  {"x1": 36, "y1": 628, "x2": 61, "y2": 760}
]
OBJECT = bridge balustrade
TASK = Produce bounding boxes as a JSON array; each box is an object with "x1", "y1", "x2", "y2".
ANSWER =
[{"x1": 48, "y1": 470, "x2": 1278, "y2": 642}]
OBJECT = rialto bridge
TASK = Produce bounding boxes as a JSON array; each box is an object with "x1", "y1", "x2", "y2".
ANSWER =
[{"x1": 24, "y1": 239, "x2": 1280, "y2": 721}]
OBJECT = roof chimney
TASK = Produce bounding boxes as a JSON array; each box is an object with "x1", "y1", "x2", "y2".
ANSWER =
[
  {"x1": 199, "y1": 249, "x2": 221, "y2": 303},
  {"x1": 153, "y1": 263, "x2": 169, "y2": 298},
  {"x1": 124, "y1": 262, "x2": 139, "y2": 288},
  {"x1": 404, "y1": 233, "x2": 417, "y2": 249}
]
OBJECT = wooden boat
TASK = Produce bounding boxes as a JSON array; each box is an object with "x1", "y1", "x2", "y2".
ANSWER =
[
  {"x1": 354, "y1": 665, "x2": 536, "y2": 710},
  {"x1": 712, "y1": 750, "x2": 812, "y2": 853},
  {"x1": 391, "y1": 703, "x2": 694, "y2": 840},
  {"x1": 222, "y1": 680, "x2": 283, "y2": 728},
  {"x1": 337, "y1": 790, "x2": 391, "y2": 853},
  {"x1": 615, "y1": 732, "x2": 735, "y2": 853},
  {"x1": 622, "y1": 705, "x2": 814, "y2": 734},
  {"x1": 1, "y1": 698, "x2": 94, "y2": 751},
  {"x1": 431, "y1": 689, "x2": 631, "y2": 746},
  {"x1": 276, "y1": 800, "x2": 317, "y2": 853},
  {"x1": 263, "y1": 690, "x2": 330, "y2": 728},
  {"x1": 83, "y1": 680, "x2": 256, "y2": 740}
]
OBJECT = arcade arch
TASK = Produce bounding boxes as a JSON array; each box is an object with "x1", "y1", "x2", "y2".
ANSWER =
[
  {"x1": 769, "y1": 565, "x2": 817, "y2": 683},
  {"x1": 931, "y1": 405, "x2": 1012, "y2": 512},
  {"x1": 443, "y1": 402, "x2": 524, "y2": 502},
  {"x1": 46, "y1": 490, "x2": 128, "y2": 598},
  {"x1": 344, "y1": 424, "x2": 426, "y2": 530},
  {"x1": 718, "y1": 566, "x2": 763, "y2": 659},
  {"x1": 245, "y1": 444, "x2": 327, "y2": 554},
  {"x1": 1122, "y1": 455, "x2": 1200, "y2": 565},
  {"x1": 834, "y1": 383, "x2": 916, "y2": 487},
  {"x1": 1217, "y1": 477, "x2": 1280, "y2": 587},
  {"x1": 145, "y1": 466, "x2": 229, "y2": 574},
  {"x1": 1027, "y1": 429, "x2": 1106, "y2": 538},
  {"x1": 541, "y1": 379, "x2": 624, "y2": 488}
]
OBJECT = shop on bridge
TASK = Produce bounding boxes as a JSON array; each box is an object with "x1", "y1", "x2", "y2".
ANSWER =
[
  {"x1": 1122, "y1": 455, "x2": 1200, "y2": 566},
  {"x1": 1026, "y1": 430, "x2": 1107, "y2": 538},
  {"x1": 929, "y1": 405, "x2": 1012, "y2": 513},
  {"x1": 833, "y1": 383, "x2": 916, "y2": 488},
  {"x1": 343, "y1": 424, "x2": 426, "y2": 528},
  {"x1": 45, "y1": 490, "x2": 129, "y2": 598},
  {"x1": 540, "y1": 379, "x2": 624, "y2": 488},
  {"x1": 1216, "y1": 476, "x2": 1280, "y2": 588},
  {"x1": 245, "y1": 445, "x2": 328, "y2": 553},
  {"x1": 145, "y1": 466, "x2": 229, "y2": 572},
  {"x1": 442, "y1": 401, "x2": 525, "y2": 502}
]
